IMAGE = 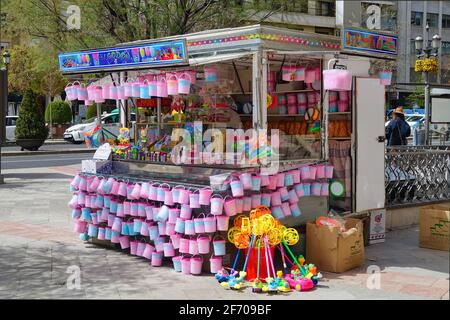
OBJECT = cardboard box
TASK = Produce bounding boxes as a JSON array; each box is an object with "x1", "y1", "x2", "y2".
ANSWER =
[
  {"x1": 306, "y1": 218, "x2": 365, "y2": 273},
  {"x1": 419, "y1": 204, "x2": 450, "y2": 251}
]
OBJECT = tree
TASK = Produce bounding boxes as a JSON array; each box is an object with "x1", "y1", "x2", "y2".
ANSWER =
[
  {"x1": 45, "y1": 101, "x2": 72, "y2": 124},
  {"x1": 86, "y1": 104, "x2": 107, "y2": 119},
  {"x1": 15, "y1": 88, "x2": 49, "y2": 140},
  {"x1": 406, "y1": 73, "x2": 425, "y2": 108}
]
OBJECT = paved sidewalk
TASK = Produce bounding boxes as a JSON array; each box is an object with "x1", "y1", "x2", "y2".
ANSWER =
[{"x1": 0, "y1": 166, "x2": 448, "y2": 300}]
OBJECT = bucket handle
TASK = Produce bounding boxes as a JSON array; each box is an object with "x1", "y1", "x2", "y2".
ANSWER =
[
  {"x1": 194, "y1": 212, "x2": 206, "y2": 220},
  {"x1": 201, "y1": 186, "x2": 213, "y2": 192},
  {"x1": 213, "y1": 234, "x2": 225, "y2": 242},
  {"x1": 159, "y1": 183, "x2": 171, "y2": 189},
  {"x1": 211, "y1": 194, "x2": 223, "y2": 200},
  {"x1": 167, "y1": 73, "x2": 178, "y2": 81},
  {"x1": 179, "y1": 72, "x2": 191, "y2": 81}
]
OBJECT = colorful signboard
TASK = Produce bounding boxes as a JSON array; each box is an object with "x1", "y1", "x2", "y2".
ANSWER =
[
  {"x1": 343, "y1": 29, "x2": 397, "y2": 55},
  {"x1": 58, "y1": 40, "x2": 188, "y2": 73}
]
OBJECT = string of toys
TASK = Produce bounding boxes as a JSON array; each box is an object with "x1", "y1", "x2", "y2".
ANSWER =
[{"x1": 215, "y1": 206, "x2": 321, "y2": 294}]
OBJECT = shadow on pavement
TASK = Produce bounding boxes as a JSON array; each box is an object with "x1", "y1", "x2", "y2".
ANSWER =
[{"x1": 2, "y1": 172, "x2": 71, "y2": 180}]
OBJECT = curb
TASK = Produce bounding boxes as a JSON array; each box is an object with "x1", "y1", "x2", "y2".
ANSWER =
[{"x1": 1, "y1": 149, "x2": 96, "y2": 157}]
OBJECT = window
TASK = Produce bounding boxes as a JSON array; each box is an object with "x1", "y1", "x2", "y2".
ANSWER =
[
  {"x1": 427, "y1": 13, "x2": 439, "y2": 28},
  {"x1": 411, "y1": 11, "x2": 423, "y2": 26},
  {"x1": 443, "y1": 14, "x2": 450, "y2": 29}
]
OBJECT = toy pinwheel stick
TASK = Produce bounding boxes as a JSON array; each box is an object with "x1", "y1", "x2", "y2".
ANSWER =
[
  {"x1": 257, "y1": 241, "x2": 261, "y2": 280},
  {"x1": 264, "y1": 237, "x2": 276, "y2": 278},
  {"x1": 232, "y1": 248, "x2": 241, "y2": 272},
  {"x1": 242, "y1": 234, "x2": 255, "y2": 273},
  {"x1": 282, "y1": 240, "x2": 306, "y2": 276},
  {"x1": 276, "y1": 245, "x2": 294, "y2": 267},
  {"x1": 264, "y1": 238, "x2": 271, "y2": 278},
  {"x1": 279, "y1": 243, "x2": 289, "y2": 274}
]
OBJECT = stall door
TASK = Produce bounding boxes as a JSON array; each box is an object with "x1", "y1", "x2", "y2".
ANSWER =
[{"x1": 354, "y1": 78, "x2": 386, "y2": 212}]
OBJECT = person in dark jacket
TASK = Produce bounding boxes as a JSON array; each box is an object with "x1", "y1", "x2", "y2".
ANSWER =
[{"x1": 386, "y1": 107, "x2": 411, "y2": 146}]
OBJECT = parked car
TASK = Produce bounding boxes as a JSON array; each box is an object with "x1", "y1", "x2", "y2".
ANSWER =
[
  {"x1": 5, "y1": 115, "x2": 18, "y2": 142},
  {"x1": 63, "y1": 111, "x2": 135, "y2": 144}
]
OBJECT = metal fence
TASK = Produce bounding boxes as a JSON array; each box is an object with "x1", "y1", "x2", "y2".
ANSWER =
[{"x1": 385, "y1": 145, "x2": 450, "y2": 207}]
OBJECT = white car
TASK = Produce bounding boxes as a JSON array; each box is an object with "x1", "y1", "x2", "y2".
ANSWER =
[
  {"x1": 5, "y1": 115, "x2": 18, "y2": 142},
  {"x1": 64, "y1": 112, "x2": 135, "y2": 144}
]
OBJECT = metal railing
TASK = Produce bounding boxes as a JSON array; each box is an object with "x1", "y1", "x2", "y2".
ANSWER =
[{"x1": 385, "y1": 145, "x2": 450, "y2": 207}]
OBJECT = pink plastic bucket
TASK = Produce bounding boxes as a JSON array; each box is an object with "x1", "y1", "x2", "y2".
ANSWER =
[
  {"x1": 178, "y1": 189, "x2": 191, "y2": 205},
  {"x1": 315, "y1": 165, "x2": 326, "y2": 179},
  {"x1": 323, "y1": 69, "x2": 352, "y2": 91},
  {"x1": 194, "y1": 214, "x2": 205, "y2": 234},
  {"x1": 242, "y1": 196, "x2": 252, "y2": 212},
  {"x1": 271, "y1": 191, "x2": 282, "y2": 206},
  {"x1": 156, "y1": 75, "x2": 168, "y2": 97},
  {"x1": 148, "y1": 75, "x2": 157, "y2": 96},
  {"x1": 267, "y1": 175, "x2": 277, "y2": 190},
  {"x1": 74, "y1": 220, "x2": 87, "y2": 233},
  {"x1": 149, "y1": 225, "x2": 159, "y2": 240},
  {"x1": 213, "y1": 237, "x2": 226, "y2": 256},
  {"x1": 282, "y1": 65, "x2": 295, "y2": 81},
  {"x1": 148, "y1": 183, "x2": 159, "y2": 201},
  {"x1": 190, "y1": 256, "x2": 203, "y2": 275},
  {"x1": 154, "y1": 237, "x2": 165, "y2": 252},
  {"x1": 168, "y1": 208, "x2": 180, "y2": 224},
  {"x1": 240, "y1": 173, "x2": 252, "y2": 190},
  {"x1": 166, "y1": 73, "x2": 178, "y2": 95},
  {"x1": 175, "y1": 218, "x2": 185, "y2": 234},
  {"x1": 178, "y1": 73, "x2": 191, "y2": 94},
  {"x1": 338, "y1": 100, "x2": 349, "y2": 112},
  {"x1": 189, "y1": 191, "x2": 200, "y2": 209},
  {"x1": 300, "y1": 166, "x2": 311, "y2": 180},
  {"x1": 288, "y1": 189, "x2": 299, "y2": 204},
  {"x1": 151, "y1": 252, "x2": 163, "y2": 267},
  {"x1": 166, "y1": 222, "x2": 176, "y2": 235},
  {"x1": 230, "y1": 180, "x2": 244, "y2": 197},
  {"x1": 170, "y1": 233, "x2": 181, "y2": 249},
  {"x1": 109, "y1": 86, "x2": 118, "y2": 100},
  {"x1": 97, "y1": 227, "x2": 105, "y2": 240},
  {"x1": 291, "y1": 170, "x2": 301, "y2": 184},
  {"x1": 294, "y1": 66, "x2": 306, "y2": 81},
  {"x1": 216, "y1": 215, "x2": 229, "y2": 231},
  {"x1": 224, "y1": 197, "x2": 237, "y2": 217},
  {"x1": 271, "y1": 206, "x2": 284, "y2": 219},
  {"x1": 164, "y1": 189, "x2": 174, "y2": 206},
  {"x1": 210, "y1": 256, "x2": 223, "y2": 274},
  {"x1": 305, "y1": 68, "x2": 316, "y2": 84},
  {"x1": 204, "y1": 216, "x2": 217, "y2": 233},
  {"x1": 325, "y1": 165, "x2": 334, "y2": 179},
  {"x1": 163, "y1": 242, "x2": 175, "y2": 257},
  {"x1": 143, "y1": 244, "x2": 155, "y2": 260},
  {"x1": 199, "y1": 187, "x2": 213, "y2": 205},
  {"x1": 136, "y1": 241, "x2": 146, "y2": 257},
  {"x1": 180, "y1": 204, "x2": 192, "y2": 220},
  {"x1": 184, "y1": 219, "x2": 195, "y2": 235},
  {"x1": 130, "y1": 240, "x2": 138, "y2": 255},
  {"x1": 189, "y1": 239, "x2": 199, "y2": 255},
  {"x1": 197, "y1": 236, "x2": 211, "y2": 254},
  {"x1": 281, "y1": 202, "x2": 292, "y2": 217},
  {"x1": 321, "y1": 183, "x2": 329, "y2": 196},
  {"x1": 140, "y1": 221, "x2": 149, "y2": 236},
  {"x1": 181, "y1": 256, "x2": 191, "y2": 274},
  {"x1": 235, "y1": 198, "x2": 243, "y2": 214},
  {"x1": 172, "y1": 256, "x2": 182, "y2": 272},
  {"x1": 179, "y1": 237, "x2": 190, "y2": 254},
  {"x1": 119, "y1": 236, "x2": 130, "y2": 249},
  {"x1": 204, "y1": 66, "x2": 218, "y2": 82},
  {"x1": 276, "y1": 172, "x2": 285, "y2": 187},
  {"x1": 157, "y1": 221, "x2": 167, "y2": 236},
  {"x1": 260, "y1": 174, "x2": 270, "y2": 187},
  {"x1": 261, "y1": 193, "x2": 271, "y2": 207},
  {"x1": 251, "y1": 194, "x2": 262, "y2": 209},
  {"x1": 210, "y1": 195, "x2": 224, "y2": 215},
  {"x1": 311, "y1": 182, "x2": 322, "y2": 196}
]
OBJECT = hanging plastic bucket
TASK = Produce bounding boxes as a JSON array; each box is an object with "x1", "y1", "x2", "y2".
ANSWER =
[
  {"x1": 260, "y1": 174, "x2": 270, "y2": 187},
  {"x1": 288, "y1": 189, "x2": 299, "y2": 204},
  {"x1": 311, "y1": 182, "x2": 322, "y2": 196},
  {"x1": 105, "y1": 228, "x2": 112, "y2": 240},
  {"x1": 133, "y1": 219, "x2": 143, "y2": 234},
  {"x1": 230, "y1": 180, "x2": 244, "y2": 197},
  {"x1": 184, "y1": 219, "x2": 195, "y2": 235},
  {"x1": 305, "y1": 68, "x2": 316, "y2": 84},
  {"x1": 178, "y1": 188, "x2": 191, "y2": 205},
  {"x1": 199, "y1": 187, "x2": 213, "y2": 205},
  {"x1": 180, "y1": 204, "x2": 192, "y2": 220},
  {"x1": 172, "y1": 256, "x2": 182, "y2": 272},
  {"x1": 112, "y1": 217, "x2": 122, "y2": 233},
  {"x1": 119, "y1": 235, "x2": 130, "y2": 249},
  {"x1": 216, "y1": 215, "x2": 229, "y2": 231},
  {"x1": 175, "y1": 218, "x2": 185, "y2": 234},
  {"x1": 325, "y1": 165, "x2": 334, "y2": 179},
  {"x1": 110, "y1": 231, "x2": 120, "y2": 243},
  {"x1": 190, "y1": 256, "x2": 203, "y2": 275},
  {"x1": 204, "y1": 66, "x2": 218, "y2": 82},
  {"x1": 87, "y1": 85, "x2": 98, "y2": 101},
  {"x1": 136, "y1": 241, "x2": 146, "y2": 257},
  {"x1": 151, "y1": 252, "x2": 163, "y2": 267},
  {"x1": 213, "y1": 236, "x2": 226, "y2": 256},
  {"x1": 157, "y1": 184, "x2": 169, "y2": 202},
  {"x1": 170, "y1": 233, "x2": 182, "y2": 249},
  {"x1": 181, "y1": 256, "x2": 191, "y2": 274},
  {"x1": 163, "y1": 242, "x2": 175, "y2": 257},
  {"x1": 97, "y1": 227, "x2": 106, "y2": 240},
  {"x1": 131, "y1": 82, "x2": 140, "y2": 97},
  {"x1": 321, "y1": 182, "x2": 329, "y2": 196},
  {"x1": 166, "y1": 73, "x2": 178, "y2": 95},
  {"x1": 189, "y1": 190, "x2": 200, "y2": 209},
  {"x1": 158, "y1": 221, "x2": 167, "y2": 236},
  {"x1": 178, "y1": 72, "x2": 191, "y2": 94},
  {"x1": 276, "y1": 172, "x2": 285, "y2": 187},
  {"x1": 77, "y1": 84, "x2": 88, "y2": 101},
  {"x1": 171, "y1": 186, "x2": 183, "y2": 204},
  {"x1": 251, "y1": 175, "x2": 261, "y2": 191},
  {"x1": 107, "y1": 214, "x2": 115, "y2": 227},
  {"x1": 282, "y1": 65, "x2": 295, "y2": 81},
  {"x1": 156, "y1": 75, "x2": 168, "y2": 98},
  {"x1": 300, "y1": 166, "x2": 311, "y2": 180},
  {"x1": 137, "y1": 202, "x2": 146, "y2": 218},
  {"x1": 148, "y1": 75, "x2": 157, "y2": 97},
  {"x1": 323, "y1": 68, "x2": 352, "y2": 91},
  {"x1": 284, "y1": 173, "x2": 294, "y2": 186},
  {"x1": 116, "y1": 203, "x2": 125, "y2": 217},
  {"x1": 164, "y1": 189, "x2": 174, "y2": 206},
  {"x1": 204, "y1": 216, "x2": 217, "y2": 233},
  {"x1": 267, "y1": 175, "x2": 277, "y2": 190},
  {"x1": 281, "y1": 202, "x2": 292, "y2": 217},
  {"x1": 65, "y1": 83, "x2": 78, "y2": 101},
  {"x1": 271, "y1": 206, "x2": 284, "y2": 219},
  {"x1": 210, "y1": 256, "x2": 223, "y2": 274},
  {"x1": 261, "y1": 193, "x2": 271, "y2": 207},
  {"x1": 143, "y1": 244, "x2": 155, "y2": 260},
  {"x1": 242, "y1": 196, "x2": 252, "y2": 212},
  {"x1": 379, "y1": 70, "x2": 392, "y2": 86},
  {"x1": 140, "y1": 221, "x2": 150, "y2": 236},
  {"x1": 179, "y1": 237, "x2": 190, "y2": 254},
  {"x1": 235, "y1": 198, "x2": 243, "y2": 214},
  {"x1": 154, "y1": 237, "x2": 165, "y2": 252},
  {"x1": 148, "y1": 183, "x2": 159, "y2": 201},
  {"x1": 279, "y1": 187, "x2": 289, "y2": 202},
  {"x1": 72, "y1": 209, "x2": 82, "y2": 220},
  {"x1": 224, "y1": 197, "x2": 237, "y2": 217},
  {"x1": 120, "y1": 222, "x2": 129, "y2": 236},
  {"x1": 194, "y1": 214, "x2": 206, "y2": 234},
  {"x1": 130, "y1": 183, "x2": 141, "y2": 200},
  {"x1": 240, "y1": 173, "x2": 252, "y2": 190},
  {"x1": 148, "y1": 225, "x2": 159, "y2": 240},
  {"x1": 189, "y1": 238, "x2": 199, "y2": 255},
  {"x1": 251, "y1": 194, "x2": 262, "y2": 209},
  {"x1": 210, "y1": 195, "x2": 224, "y2": 216},
  {"x1": 117, "y1": 85, "x2": 125, "y2": 100},
  {"x1": 139, "y1": 80, "x2": 150, "y2": 98},
  {"x1": 168, "y1": 208, "x2": 180, "y2": 224},
  {"x1": 109, "y1": 85, "x2": 118, "y2": 100},
  {"x1": 294, "y1": 66, "x2": 306, "y2": 81},
  {"x1": 123, "y1": 201, "x2": 131, "y2": 216},
  {"x1": 197, "y1": 236, "x2": 211, "y2": 254},
  {"x1": 94, "y1": 87, "x2": 104, "y2": 104}
]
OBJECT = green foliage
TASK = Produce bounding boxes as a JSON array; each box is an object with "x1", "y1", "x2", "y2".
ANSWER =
[
  {"x1": 406, "y1": 73, "x2": 425, "y2": 108},
  {"x1": 45, "y1": 101, "x2": 72, "y2": 124},
  {"x1": 86, "y1": 104, "x2": 107, "y2": 119},
  {"x1": 15, "y1": 88, "x2": 49, "y2": 140}
]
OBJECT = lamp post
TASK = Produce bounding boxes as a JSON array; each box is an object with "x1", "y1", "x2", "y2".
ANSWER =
[
  {"x1": 0, "y1": 50, "x2": 10, "y2": 184},
  {"x1": 414, "y1": 22, "x2": 441, "y2": 145}
]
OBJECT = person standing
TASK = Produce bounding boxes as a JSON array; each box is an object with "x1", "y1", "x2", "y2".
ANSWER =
[{"x1": 386, "y1": 107, "x2": 411, "y2": 146}]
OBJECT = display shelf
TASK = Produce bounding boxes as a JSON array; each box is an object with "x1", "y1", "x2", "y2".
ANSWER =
[
  {"x1": 328, "y1": 112, "x2": 351, "y2": 115},
  {"x1": 328, "y1": 137, "x2": 351, "y2": 140},
  {"x1": 239, "y1": 114, "x2": 307, "y2": 117},
  {"x1": 273, "y1": 89, "x2": 314, "y2": 94}
]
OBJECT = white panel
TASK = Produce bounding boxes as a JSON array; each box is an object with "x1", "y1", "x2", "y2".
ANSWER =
[
  {"x1": 431, "y1": 98, "x2": 450, "y2": 123},
  {"x1": 355, "y1": 78, "x2": 386, "y2": 212}
]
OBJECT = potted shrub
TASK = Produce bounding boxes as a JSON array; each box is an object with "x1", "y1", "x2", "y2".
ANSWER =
[
  {"x1": 45, "y1": 101, "x2": 72, "y2": 137},
  {"x1": 15, "y1": 89, "x2": 49, "y2": 151}
]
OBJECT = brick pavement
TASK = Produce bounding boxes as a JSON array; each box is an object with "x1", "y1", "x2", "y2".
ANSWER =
[{"x1": 0, "y1": 165, "x2": 448, "y2": 300}]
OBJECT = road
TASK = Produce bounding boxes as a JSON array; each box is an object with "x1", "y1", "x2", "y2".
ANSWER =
[
  {"x1": 1, "y1": 142, "x2": 87, "y2": 152},
  {"x1": 1, "y1": 153, "x2": 92, "y2": 170}
]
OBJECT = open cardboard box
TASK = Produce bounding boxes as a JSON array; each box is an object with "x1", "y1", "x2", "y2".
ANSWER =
[
  {"x1": 419, "y1": 204, "x2": 450, "y2": 251},
  {"x1": 306, "y1": 218, "x2": 365, "y2": 273}
]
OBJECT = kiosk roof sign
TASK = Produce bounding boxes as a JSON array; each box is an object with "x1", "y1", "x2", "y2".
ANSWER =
[{"x1": 58, "y1": 39, "x2": 188, "y2": 74}]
